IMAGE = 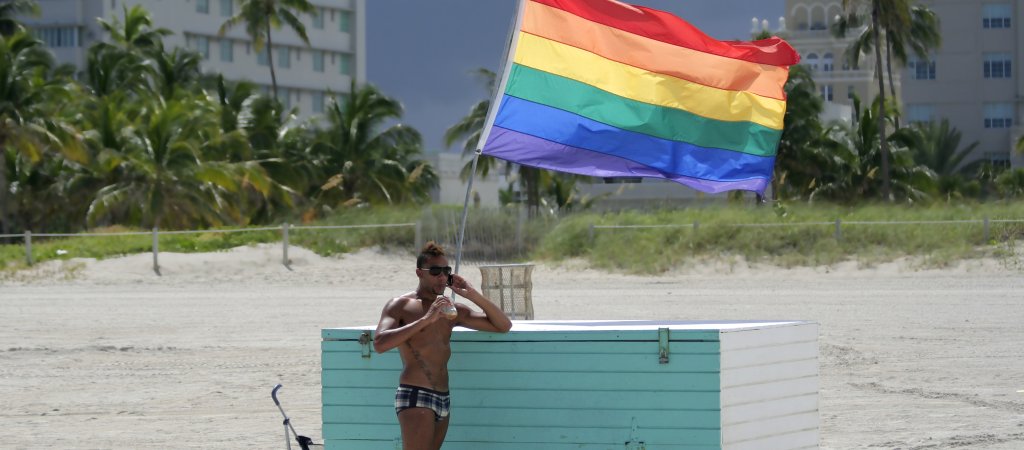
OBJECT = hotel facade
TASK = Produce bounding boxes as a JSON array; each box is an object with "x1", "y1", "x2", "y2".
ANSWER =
[
  {"x1": 22, "y1": 0, "x2": 366, "y2": 117},
  {"x1": 776, "y1": 0, "x2": 1023, "y2": 168}
]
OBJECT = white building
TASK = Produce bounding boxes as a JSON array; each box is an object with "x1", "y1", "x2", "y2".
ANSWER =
[
  {"x1": 430, "y1": 151, "x2": 506, "y2": 207},
  {"x1": 22, "y1": 0, "x2": 366, "y2": 116}
]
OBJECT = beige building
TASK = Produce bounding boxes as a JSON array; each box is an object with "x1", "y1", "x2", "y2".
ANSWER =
[
  {"x1": 902, "y1": 0, "x2": 1023, "y2": 168},
  {"x1": 762, "y1": 1, "x2": 885, "y2": 121},
  {"x1": 766, "y1": 0, "x2": 1022, "y2": 168},
  {"x1": 21, "y1": 0, "x2": 366, "y2": 117}
]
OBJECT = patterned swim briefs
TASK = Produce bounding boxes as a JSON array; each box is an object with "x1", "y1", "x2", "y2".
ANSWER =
[{"x1": 395, "y1": 384, "x2": 451, "y2": 422}]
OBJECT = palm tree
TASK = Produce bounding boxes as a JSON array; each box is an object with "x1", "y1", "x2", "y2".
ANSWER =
[
  {"x1": 85, "y1": 98, "x2": 255, "y2": 229},
  {"x1": 444, "y1": 68, "x2": 502, "y2": 180},
  {"x1": 98, "y1": 4, "x2": 171, "y2": 52},
  {"x1": 834, "y1": 3, "x2": 941, "y2": 130},
  {"x1": 446, "y1": 68, "x2": 551, "y2": 213},
  {"x1": 0, "y1": 31, "x2": 83, "y2": 235},
  {"x1": 885, "y1": 5, "x2": 941, "y2": 113},
  {"x1": 0, "y1": 0, "x2": 38, "y2": 37},
  {"x1": 892, "y1": 119, "x2": 976, "y2": 199},
  {"x1": 834, "y1": 0, "x2": 900, "y2": 201},
  {"x1": 773, "y1": 64, "x2": 825, "y2": 200},
  {"x1": 85, "y1": 5, "x2": 170, "y2": 98},
  {"x1": 207, "y1": 84, "x2": 306, "y2": 224},
  {"x1": 151, "y1": 47, "x2": 202, "y2": 101},
  {"x1": 219, "y1": 0, "x2": 316, "y2": 101},
  {"x1": 310, "y1": 82, "x2": 436, "y2": 210},
  {"x1": 209, "y1": 74, "x2": 258, "y2": 133},
  {"x1": 811, "y1": 97, "x2": 933, "y2": 203},
  {"x1": 834, "y1": 1, "x2": 942, "y2": 200}
]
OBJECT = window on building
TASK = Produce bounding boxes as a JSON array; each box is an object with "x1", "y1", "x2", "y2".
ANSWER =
[
  {"x1": 908, "y1": 56, "x2": 936, "y2": 80},
  {"x1": 982, "y1": 4, "x2": 1012, "y2": 29},
  {"x1": 984, "y1": 53, "x2": 1012, "y2": 78},
  {"x1": 35, "y1": 26, "x2": 79, "y2": 48},
  {"x1": 220, "y1": 39, "x2": 233, "y2": 62},
  {"x1": 805, "y1": 53, "x2": 819, "y2": 71},
  {"x1": 190, "y1": 35, "x2": 210, "y2": 59},
  {"x1": 257, "y1": 47, "x2": 268, "y2": 66},
  {"x1": 196, "y1": 0, "x2": 209, "y2": 14},
  {"x1": 985, "y1": 151, "x2": 1011, "y2": 169},
  {"x1": 313, "y1": 50, "x2": 324, "y2": 72},
  {"x1": 847, "y1": 85, "x2": 855, "y2": 100},
  {"x1": 278, "y1": 88, "x2": 291, "y2": 109},
  {"x1": 906, "y1": 104, "x2": 935, "y2": 125},
  {"x1": 220, "y1": 0, "x2": 232, "y2": 17},
  {"x1": 822, "y1": 53, "x2": 834, "y2": 72},
  {"x1": 312, "y1": 91, "x2": 325, "y2": 114},
  {"x1": 278, "y1": 47, "x2": 290, "y2": 68},
  {"x1": 984, "y1": 103, "x2": 1014, "y2": 128},
  {"x1": 820, "y1": 84, "x2": 833, "y2": 102},
  {"x1": 313, "y1": 8, "x2": 324, "y2": 29},
  {"x1": 339, "y1": 53, "x2": 353, "y2": 76},
  {"x1": 339, "y1": 10, "x2": 352, "y2": 33}
]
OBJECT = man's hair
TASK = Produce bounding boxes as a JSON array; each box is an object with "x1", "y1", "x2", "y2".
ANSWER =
[{"x1": 416, "y1": 241, "x2": 446, "y2": 268}]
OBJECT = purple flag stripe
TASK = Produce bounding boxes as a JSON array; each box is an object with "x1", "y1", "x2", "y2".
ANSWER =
[{"x1": 483, "y1": 127, "x2": 770, "y2": 194}]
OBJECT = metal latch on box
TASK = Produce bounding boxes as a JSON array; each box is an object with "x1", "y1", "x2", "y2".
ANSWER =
[
  {"x1": 658, "y1": 327, "x2": 669, "y2": 364},
  {"x1": 624, "y1": 417, "x2": 646, "y2": 449},
  {"x1": 359, "y1": 331, "x2": 372, "y2": 359}
]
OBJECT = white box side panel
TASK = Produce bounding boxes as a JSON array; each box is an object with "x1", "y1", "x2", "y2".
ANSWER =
[
  {"x1": 722, "y1": 393, "x2": 818, "y2": 425},
  {"x1": 721, "y1": 341, "x2": 819, "y2": 369},
  {"x1": 720, "y1": 322, "x2": 818, "y2": 351},
  {"x1": 721, "y1": 359, "x2": 818, "y2": 388},
  {"x1": 724, "y1": 429, "x2": 819, "y2": 450}
]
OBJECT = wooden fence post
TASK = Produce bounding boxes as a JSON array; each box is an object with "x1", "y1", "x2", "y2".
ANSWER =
[
  {"x1": 282, "y1": 222, "x2": 290, "y2": 268},
  {"x1": 152, "y1": 227, "x2": 160, "y2": 276},
  {"x1": 24, "y1": 230, "x2": 32, "y2": 266}
]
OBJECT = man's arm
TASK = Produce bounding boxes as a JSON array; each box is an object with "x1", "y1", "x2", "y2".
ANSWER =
[
  {"x1": 372, "y1": 298, "x2": 445, "y2": 353},
  {"x1": 449, "y1": 275, "x2": 513, "y2": 333}
]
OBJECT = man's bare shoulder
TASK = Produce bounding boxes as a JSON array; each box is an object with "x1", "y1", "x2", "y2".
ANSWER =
[{"x1": 384, "y1": 293, "x2": 419, "y2": 311}]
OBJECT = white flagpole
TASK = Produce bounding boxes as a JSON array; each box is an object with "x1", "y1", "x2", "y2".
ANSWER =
[{"x1": 453, "y1": 0, "x2": 528, "y2": 278}]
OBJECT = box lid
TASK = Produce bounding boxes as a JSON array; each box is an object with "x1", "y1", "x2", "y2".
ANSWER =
[{"x1": 323, "y1": 319, "x2": 812, "y2": 342}]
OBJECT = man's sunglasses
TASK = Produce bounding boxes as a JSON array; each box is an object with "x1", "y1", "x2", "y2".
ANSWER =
[{"x1": 419, "y1": 265, "x2": 452, "y2": 276}]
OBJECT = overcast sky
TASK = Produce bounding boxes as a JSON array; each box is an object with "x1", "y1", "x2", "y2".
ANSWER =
[{"x1": 365, "y1": 0, "x2": 787, "y2": 153}]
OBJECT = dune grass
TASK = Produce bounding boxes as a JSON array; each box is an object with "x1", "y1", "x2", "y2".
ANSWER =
[
  {"x1": 533, "y1": 202, "x2": 1024, "y2": 273},
  {"x1": 2, "y1": 202, "x2": 1022, "y2": 274}
]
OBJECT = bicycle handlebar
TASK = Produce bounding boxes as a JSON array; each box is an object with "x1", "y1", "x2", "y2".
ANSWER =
[{"x1": 272, "y1": 383, "x2": 283, "y2": 406}]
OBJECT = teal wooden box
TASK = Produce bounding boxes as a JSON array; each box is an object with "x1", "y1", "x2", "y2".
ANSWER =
[{"x1": 322, "y1": 320, "x2": 818, "y2": 449}]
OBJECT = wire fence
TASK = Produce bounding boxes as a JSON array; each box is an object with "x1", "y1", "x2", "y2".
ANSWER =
[
  {"x1": 0, "y1": 223, "x2": 417, "y2": 275},
  {"x1": 3, "y1": 214, "x2": 1023, "y2": 275},
  {"x1": 0, "y1": 207, "x2": 548, "y2": 273},
  {"x1": 588, "y1": 217, "x2": 1024, "y2": 243}
]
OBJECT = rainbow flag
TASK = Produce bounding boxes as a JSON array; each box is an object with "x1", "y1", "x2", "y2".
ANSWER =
[{"x1": 479, "y1": 0, "x2": 800, "y2": 194}]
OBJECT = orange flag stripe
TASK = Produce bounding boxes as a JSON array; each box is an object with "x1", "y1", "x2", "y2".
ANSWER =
[{"x1": 522, "y1": 1, "x2": 789, "y2": 101}]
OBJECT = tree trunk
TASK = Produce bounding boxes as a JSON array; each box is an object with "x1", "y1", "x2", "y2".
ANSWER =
[
  {"x1": 266, "y1": 22, "x2": 278, "y2": 101},
  {"x1": 520, "y1": 166, "x2": 540, "y2": 217},
  {"x1": 873, "y1": 4, "x2": 892, "y2": 201},
  {"x1": 0, "y1": 149, "x2": 10, "y2": 237},
  {"x1": 885, "y1": 34, "x2": 901, "y2": 131}
]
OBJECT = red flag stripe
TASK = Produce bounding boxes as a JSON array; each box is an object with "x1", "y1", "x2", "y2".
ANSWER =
[{"x1": 530, "y1": 0, "x2": 801, "y2": 67}]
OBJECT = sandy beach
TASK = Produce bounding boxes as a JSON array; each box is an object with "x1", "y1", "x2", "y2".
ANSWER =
[{"x1": 1, "y1": 244, "x2": 1023, "y2": 449}]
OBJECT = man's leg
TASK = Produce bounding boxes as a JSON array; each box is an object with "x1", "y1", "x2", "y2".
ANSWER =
[
  {"x1": 429, "y1": 415, "x2": 450, "y2": 450},
  {"x1": 398, "y1": 408, "x2": 437, "y2": 450}
]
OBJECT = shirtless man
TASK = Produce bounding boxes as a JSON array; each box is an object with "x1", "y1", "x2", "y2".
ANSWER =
[{"x1": 373, "y1": 242, "x2": 513, "y2": 450}]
